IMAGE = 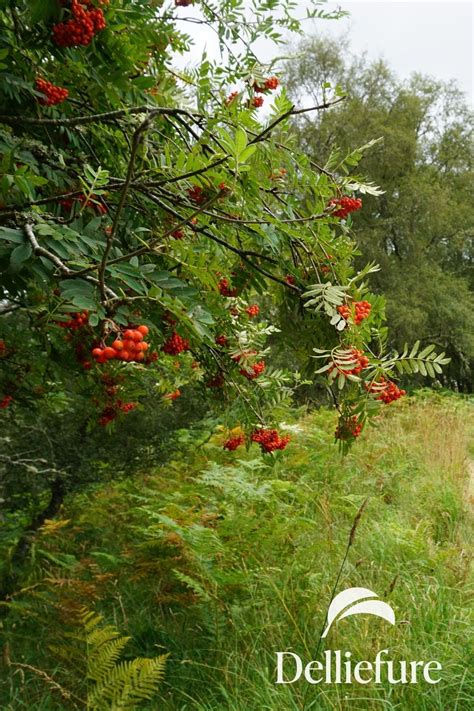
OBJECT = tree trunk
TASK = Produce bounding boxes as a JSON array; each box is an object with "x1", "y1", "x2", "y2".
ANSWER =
[{"x1": 0, "y1": 476, "x2": 65, "y2": 608}]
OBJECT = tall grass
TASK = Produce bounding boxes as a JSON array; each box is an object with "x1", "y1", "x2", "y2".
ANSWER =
[{"x1": 1, "y1": 393, "x2": 473, "y2": 710}]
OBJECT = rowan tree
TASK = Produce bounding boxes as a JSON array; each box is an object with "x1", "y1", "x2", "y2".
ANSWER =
[{"x1": 0, "y1": 1, "x2": 449, "y2": 463}]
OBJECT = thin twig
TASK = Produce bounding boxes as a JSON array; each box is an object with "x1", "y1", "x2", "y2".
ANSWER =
[{"x1": 0, "y1": 105, "x2": 202, "y2": 127}]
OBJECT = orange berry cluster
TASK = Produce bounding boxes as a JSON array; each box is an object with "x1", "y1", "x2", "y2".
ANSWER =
[
  {"x1": 52, "y1": 0, "x2": 106, "y2": 47},
  {"x1": 163, "y1": 389, "x2": 181, "y2": 400},
  {"x1": 249, "y1": 76, "x2": 279, "y2": 108},
  {"x1": 223, "y1": 434, "x2": 245, "y2": 451},
  {"x1": 162, "y1": 331, "x2": 190, "y2": 355},
  {"x1": 335, "y1": 415, "x2": 363, "y2": 440},
  {"x1": 57, "y1": 310, "x2": 89, "y2": 330},
  {"x1": 254, "y1": 76, "x2": 279, "y2": 93},
  {"x1": 368, "y1": 379, "x2": 406, "y2": 404},
  {"x1": 337, "y1": 300, "x2": 372, "y2": 325},
  {"x1": 35, "y1": 78, "x2": 69, "y2": 106},
  {"x1": 92, "y1": 325, "x2": 150, "y2": 364},
  {"x1": 245, "y1": 304, "x2": 259, "y2": 318},
  {"x1": 251, "y1": 428, "x2": 290, "y2": 453},
  {"x1": 328, "y1": 196, "x2": 362, "y2": 219},
  {"x1": 330, "y1": 348, "x2": 369, "y2": 377},
  {"x1": 346, "y1": 349, "x2": 370, "y2": 375},
  {"x1": 250, "y1": 96, "x2": 264, "y2": 108},
  {"x1": 240, "y1": 360, "x2": 265, "y2": 380}
]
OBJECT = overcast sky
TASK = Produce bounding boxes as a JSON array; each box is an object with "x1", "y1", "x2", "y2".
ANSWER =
[{"x1": 173, "y1": 1, "x2": 473, "y2": 104}]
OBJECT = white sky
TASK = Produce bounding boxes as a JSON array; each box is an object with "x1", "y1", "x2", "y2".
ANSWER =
[{"x1": 173, "y1": 1, "x2": 473, "y2": 104}]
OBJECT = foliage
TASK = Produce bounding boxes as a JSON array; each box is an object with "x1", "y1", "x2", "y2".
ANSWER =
[
  {"x1": 0, "y1": 1, "x2": 449, "y2": 464},
  {"x1": 284, "y1": 36, "x2": 474, "y2": 390},
  {"x1": 1, "y1": 394, "x2": 472, "y2": 709}
]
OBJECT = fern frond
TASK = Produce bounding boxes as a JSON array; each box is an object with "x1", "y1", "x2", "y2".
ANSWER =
[
  {"x1": 87, "y1": 656, "x2": 168, "y2": 710},
  {"x1": 87, "y1": 637, "x2": 131, "y2": 683}
]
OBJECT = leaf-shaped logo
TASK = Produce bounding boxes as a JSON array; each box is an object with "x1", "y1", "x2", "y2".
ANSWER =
[{"x1": 322, "y1": 587, "x2": 395, "y2": 638}]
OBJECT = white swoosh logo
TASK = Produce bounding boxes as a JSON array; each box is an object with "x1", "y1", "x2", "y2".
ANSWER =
[{"x1": 322, "y1": 587, "x2": 395, "y2": 638}]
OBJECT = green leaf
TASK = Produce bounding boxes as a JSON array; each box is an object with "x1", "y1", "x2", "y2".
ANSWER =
[{"x1": 9, "y1": 242, "x2": 32, "y2": 270}]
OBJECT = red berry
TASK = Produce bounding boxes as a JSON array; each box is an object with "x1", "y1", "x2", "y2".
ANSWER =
[
  {"x1": 223, "y1": 434, "x2": 245, "y2": 451},
  {"x1": 250, "y1": 96, "x2": 264, "y2": 108},
  {"x1": 162, "y1": 331, "x2": 190, "y2": 355},
  {"x1": 251, "y1": 428, "x2": 290, "y2": 453},
  {"x1": 328, "y1": 196, "x2": 362, "y2": 219},
  {"x1": 245, "y1": 304, "x2": 259, "y2": 318}
]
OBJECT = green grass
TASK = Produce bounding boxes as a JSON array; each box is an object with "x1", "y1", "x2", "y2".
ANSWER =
[{"x1": 1, "y1": 392, "x2": 473, "y2": 710}]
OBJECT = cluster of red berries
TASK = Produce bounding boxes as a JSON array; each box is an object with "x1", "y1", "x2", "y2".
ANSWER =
[
  {"x1": 171, "y1": 228, "x2": 185, "y2": 239},
  {"x1": 338, "y1": 300, "x2": 372, "y2": 325},
  {"x1": 187, "y1": 185, "x2": 205, "y2": 204},
  {"x1": 285, "y1": 274, "x2": 296, "y2": 285},
  {"x1": 331, "y1": 348, "x2": 370, "y2": 377},
  {"x1": 52, "y1": 0, "x2": 106, "y2": 47},
  {"x1": 162, "y1": 331, "x2": 190, "y2": 355},
  {"x1": 346, "y1": 349, "x2": 370, "y2": 375},
  {"x1": 92, "y1": 325, "x2": 150, "y2": 363},
  {"x1": 0, "y1": 395, "x2": 13, "y2": 409},
  {"x1": 368, "y1": 379, "x2": 406, "y2": 404},
  {"x1": 0, "y1": 339, "x2": 6, "y2": 356},
  {"x1": 245, "y1": 304, "x2": 259, "y2": 318},
  {"x1": 251, "y1": 428, "x2": 290, "y2": 453},
  {"x1": 35, "y1": 78, "x2": 69, "y2": 106},
  {"x1": 163, "y1": 389, "x2": 181, "y2": 400},
  {"x1": 215, "y1": 334, "x2": 228, "y2": 347},
  {"x1": 99, "y1": 400, "x2": 137, "y2": 427},
  {"x1": 218, "y1": 278, "x2": 238, "y2": 297},
  {"x1": 225, "y1": 91, "x2": 239, "y2": 106},
  {"x1": 175, "y1": 0, "x2": 193, "y2": 6},
  {"x1": 254, "y1": 77, "x2": 279, "y2": 93},
  {"x1": 249, "y1": 76, "x2": 279, "y2": 108},
  {"x1": 250, "y1": 96, "x2": 264, "y2": 108},
  {"x1": 60, "y1": 193, "x2": 108, "y2": 215},
  {"x1": 328, "y1": 196, "x2": 362, "y2": 219},
  {"x1": 335, "y1": 415, "x2": 363, "y2": 440},
  {"x1": 57, "y1": 310, "x2": 89, "y2": 330},
  {"x1": 223, "y1": 434, "x2": 245, "y2": 451},
  {"x1": 240, "y1": 360, "x2": 265, "y2": 380}
]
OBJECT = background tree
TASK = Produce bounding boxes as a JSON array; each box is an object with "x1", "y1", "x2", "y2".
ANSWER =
[{"x1": 284, "y1": 37, "x2": 473, "y2": 391}]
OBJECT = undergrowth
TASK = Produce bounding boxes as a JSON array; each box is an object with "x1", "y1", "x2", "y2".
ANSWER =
[{"x1": 1, "y1": 392, "x2": 473, "y2": 710}]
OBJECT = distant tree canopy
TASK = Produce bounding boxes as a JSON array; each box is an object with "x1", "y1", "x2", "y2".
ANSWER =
[{"x1": 285, "y1": 37, "x2": 474, "y2": 391}]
